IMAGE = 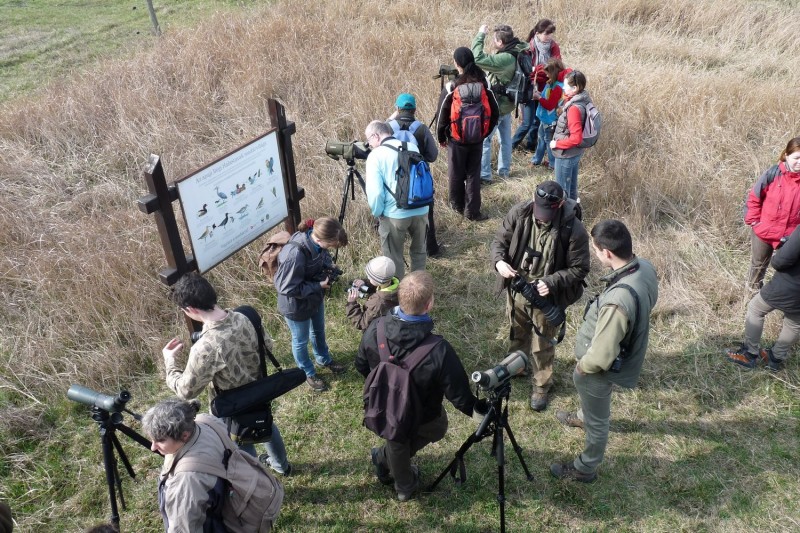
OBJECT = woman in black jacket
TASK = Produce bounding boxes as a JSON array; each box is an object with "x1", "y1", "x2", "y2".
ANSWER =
[
  {"x1": 436, "y1": 46, "x2": 499, "y2": 222},
  {"x1": 727, "y1": 224, "x2": 800, "y2": 371},
  {"x1": 274, "y1": 217, "x2": 348, "y2": 391}
]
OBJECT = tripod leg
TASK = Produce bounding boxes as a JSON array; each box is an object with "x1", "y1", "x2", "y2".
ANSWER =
[
  {"x1": 100, "y1": 428, "x2": 121, "y2": 526},
  {"x1": 501, "y1": 409, "x2": 535, "y2": 482},
  {"x1": 493, "y1": 423, "x2": 507, "y2": 533},
  {"x1": 337, "y1": 167, "x2": 354, "y2": 225}
]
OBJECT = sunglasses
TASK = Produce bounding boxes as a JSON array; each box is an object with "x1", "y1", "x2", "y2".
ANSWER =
[{"x1": 536, "y1": 187, "x2": 562, "y2": 204}]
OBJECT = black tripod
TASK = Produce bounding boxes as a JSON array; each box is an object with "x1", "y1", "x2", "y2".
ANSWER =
[
  {"x1": 427, "y1": 382, "x2": 533, "y2": 533},
  {"x1": 334, "y1": 158, "x2": 366, "y2": 264},
  {"x1": 90, "y1": 405, "x2": 157, "y2": 530}
]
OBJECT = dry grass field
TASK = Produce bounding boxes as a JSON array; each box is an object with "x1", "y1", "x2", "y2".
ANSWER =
[{"x1": 1, "y1": 0, "x2": 799, "y2": 531}]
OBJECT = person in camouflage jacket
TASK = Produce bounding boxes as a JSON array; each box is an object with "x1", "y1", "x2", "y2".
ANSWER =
[{"x1": 161, "y1": 272, "x2": 291, "y2": 475}]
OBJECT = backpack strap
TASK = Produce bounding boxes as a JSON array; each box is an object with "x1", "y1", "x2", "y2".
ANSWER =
[
  {"x1": 607, "y1": 283, "x2": 641, "y2": 359},
  {"x1": 380, "y1": 142, "x2": 407, "y2": 204},
  {"x1": 376, "y1": 317, "x2": 441, "y2": 370},
  {"x1": 167, "y1": 422, "x2": 233, "y2": 479}
]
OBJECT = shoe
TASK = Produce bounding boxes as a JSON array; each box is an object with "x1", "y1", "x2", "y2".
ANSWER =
[
  {"x1": 766, "y1": 349, "x2": 785, "y2": 372},
  {"x1": 428, "y1": 245, "x2": 442, "y2": 258},
  {"x1": 306, "y1": 375, "x2": 327, "y2": 392},
  {"x1": 530, "y1": 389, "x2": 550, "y2": 412},
  {"x1": 550, "y1": 462, "x2": 597, "y2": 483},
  {"x1": 448, "y1": 202, "x2": 465, "y2": 214},
  {"x1": 497, "y1": 173, "x2": 510, "y2": 180},
  {"x1": 530, "y1": 160, "x2": 543, "y2": 166},
  {"x1": 322, "y1": 359, "x2": 346, "y2": 375},
  {"x1": 396, "y1": 465, "x2": 420, "y2": 502},
  {"x1": 556, "y1": 410, "x2": 584, "y2": 429},
  {"x1": 480, "y1": 179, "x2": 494, "y2": 187},
  {"x1": 466, "y1": 212, "x2": 489, "y2": 222},
  {"x1": 725, "y1": 344, "x2": 768, "y2": 369},
  {"x1": 370, "y1": 447, "x2": 393, "y2": 485},
  {"x1": 259, "y1": 455, "x2": 293, "y2": 476}
]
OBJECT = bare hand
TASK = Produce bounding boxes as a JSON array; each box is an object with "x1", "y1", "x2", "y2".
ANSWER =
[
  {"x1": 479, "y1": 24, "x2": 489, "y2": 34},
  {"x1": 347, "y1": 287, "x2": 359, "y2": 303},
  {"x1": 163, "y1": 337, "x2": 184, "y2": 362},
  {"x1": 549, "y1": 140, "x2": 556, "y2": 149},
  {"x1": 319, "y1": 277, "x2": 331, "y2": 289},
  {"x1": 575, "y1": 362, "x2": 585, "y2": 376},
  {"x1": 536, "y1": 280, "x2": 550, "y2": 296},
  {"x1": 496, "y1": 261, "x2": 517, "y2": 279},
  {"x1": 352, "y1": 279, "x2": 365, "y2": 288}
]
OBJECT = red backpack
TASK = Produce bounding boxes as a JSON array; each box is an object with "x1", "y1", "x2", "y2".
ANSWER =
[{"x1": 449, "y1": 82, "x2": 491, "y2": 144}]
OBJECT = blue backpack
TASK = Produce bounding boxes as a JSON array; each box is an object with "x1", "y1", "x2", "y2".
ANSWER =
[
  {"x1": 388, "y1": 119, "x2": 422, "y2": 146},
  {"x1": 382, "y1": 141, "x2": 434, "y2": 209}
]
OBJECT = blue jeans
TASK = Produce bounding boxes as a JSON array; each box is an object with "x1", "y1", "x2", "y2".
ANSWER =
[
  {"x1": 284, "y1": 302, "x2": 331, "y2": 377},
  {"x1": 532, "y1": 121, "x2": 555, "y2": 166},
  {"x1": 511, "y1": 101, "x2": 539, "y2": 149},
  {"x1": 481, "y1": 113, "x2": 512, "y2": 180},
  {"x1": 240, "y1": 422, "x2": 290, "y2": 473},
  {"x1": 554, "y1": 153, "x2": 583, "y2": 200}
]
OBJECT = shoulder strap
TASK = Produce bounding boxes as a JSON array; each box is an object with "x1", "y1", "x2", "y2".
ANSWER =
[
  {"x1": 169, "y1": 423, "x2": 232, "y2": 479},
  {"x1": 607, "y1": 283, "x2": 641, "y2": 356},
  {"x1": 408, "y1": 120, "x2": 421, "y2": 134}
]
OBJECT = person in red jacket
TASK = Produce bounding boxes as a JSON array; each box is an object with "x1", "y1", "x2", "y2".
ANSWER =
[
  {"x1": 744, "y1": 136, "x2": 800, "y2": 290},
  {"x1": 550, "y1": 70, "x2": 594, "y2": 200},
  {"x1": 511, "y1": 19, "x2": 561, "y2": 152}
]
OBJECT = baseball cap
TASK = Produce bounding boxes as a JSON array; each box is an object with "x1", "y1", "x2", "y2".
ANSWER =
[
  {"x1": 533, "y1": 180, "x2": 564, "y2": 222},
  {"x1": 365, "y1": 256, "x2": 396, "y2": 285},
  {"x1": 395, "y1": 93, "x2": 416, "y2": 110}
]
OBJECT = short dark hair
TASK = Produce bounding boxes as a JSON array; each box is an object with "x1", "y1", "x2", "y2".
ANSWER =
[
  {"x1": 591, "y1": 220, "x2": 633, "y2": 260},
  {"x1": 170, "y1": 272, "x2": 217, "y2": 311}
]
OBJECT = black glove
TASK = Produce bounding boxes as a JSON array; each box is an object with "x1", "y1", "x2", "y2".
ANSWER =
[{"x1": 473, "y1": 398, "x2": 489, "y2": 416}]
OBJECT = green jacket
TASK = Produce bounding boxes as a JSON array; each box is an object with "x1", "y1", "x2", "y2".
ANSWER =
[
  {"x1": 575, "y1": 257, "x2": 659, "y2": 388},
  {"x1": 471, "y1": 31, "x2": 529, "y2": 115}
]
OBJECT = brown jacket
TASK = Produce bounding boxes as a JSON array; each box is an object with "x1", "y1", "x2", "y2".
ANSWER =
[
  {"x1": 489, "y1": 199, "x2": 590, "y2": 308},
  {"x1": 345, "y1": 281, "x2": 400, "y2": 331}
]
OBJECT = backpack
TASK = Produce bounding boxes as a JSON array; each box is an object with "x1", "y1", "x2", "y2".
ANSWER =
[
  {"x1": 449, "y1": 82, "x2": 491, "y2": 144},
  {"x1": 258, "y1": 231, "x2": 309, "y2": 283},
  {"x1": 388, "y1": 119, "x2": 422, "y2": 146},
  {"x1": 166, "y1": 414, "x2": 284, "y2": 533},
  {"x1": 574, "y1": 101, "x2": 602, "y2": 148},
  {"x1": 362, "y1": 317, "x2": 442, "y2": 441},
  {"x1": 504, "y1": 50, "x2": 533, "y2": 113},
  {"x1": 382, "y1": 141, "x2": 435, "y2": 209}
]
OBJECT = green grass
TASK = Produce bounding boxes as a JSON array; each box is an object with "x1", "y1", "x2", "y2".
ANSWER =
[{"x1": 0, "y1": 0, "x2": 252, "y2": 102}]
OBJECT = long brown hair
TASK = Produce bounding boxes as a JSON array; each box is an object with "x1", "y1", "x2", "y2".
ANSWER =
[
  {"x1": 779, "y1": 137, "x2": 800, "y2": 162},
  {"x1": 311, "y1": 217, "x2": 348, "y2": 248}
]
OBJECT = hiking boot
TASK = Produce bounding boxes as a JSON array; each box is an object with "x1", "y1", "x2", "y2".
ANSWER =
[
  {"x1": 322, "y1": 359, "x2": 346, "y2": 375},
  {"x1": 480, "y1": 179, "x2": 494, "y2": 187},
  {"x1": 550, "y1": 462, "x2": 597, "y2": 483},
  {"x1": 725, "y1": 344, "x2": 768, "y2": 369},
  {"x1": 466, "y1": 212, "x2": 490, "y2": 222},
  {"x1": 766, "y1": 349, "x2": 785, "y2": 372},
  {"x1": 530, "y1": 389, "x2": 550, "y2": 412},
  {"x1": 370, "y1": 447, "x2": 393, "y2": 485},
  {"x1": 396, "y1": 465, "x2": 420, "y2": 502},
  {"x1": 259, "y1": 455, "x2": 292, "y2": 477},
  {"x1": 556, "y1": 410, "x2": 584, "y2": 429},
  {"x1": 306, "y1": 375, "x2": 327, "y2": 392}
]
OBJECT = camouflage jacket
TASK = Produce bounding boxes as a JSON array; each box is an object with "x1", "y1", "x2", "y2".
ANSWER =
[{"x1": 166, "y1": 310, "x2": 274, "y2": 401}]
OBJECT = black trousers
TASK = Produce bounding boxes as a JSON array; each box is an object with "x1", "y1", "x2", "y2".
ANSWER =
[{"x1": 447, "y1": 140, "x2": 483, "y2": 218}]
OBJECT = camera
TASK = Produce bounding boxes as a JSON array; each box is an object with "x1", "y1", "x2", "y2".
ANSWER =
[
  {"x1": 312, "y1": 265, "x2": 343, "y2": 284},
  {"x1": 325, "y1": 140, "x2": 371, "y2": 162},
  {"x1": 434, "y1": 65, "x2": 459, "y2": 79},
  {"x1": 510, "y1": 275, "x2": 566, "y2": 328},
  {"x1": 471, "y1": 351, "x2": 529, "y2": 391},
  {"x1": 67, "y1": 384, "x2": 131, "y2": 413}
]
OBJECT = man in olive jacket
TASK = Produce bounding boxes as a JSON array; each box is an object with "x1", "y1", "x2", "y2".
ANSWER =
[
  {"x1": 490, "y1": 180, "x2": 590, "y2": 412},
  {"x1": 550, "y1": 220, "x2": 659, "y2": 483},
  {"x1": 471, "y1": 23, "x2": 529, "y2": 183}
]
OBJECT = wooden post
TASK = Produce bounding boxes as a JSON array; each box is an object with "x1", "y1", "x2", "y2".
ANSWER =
[
  {"x1": 269, "y1": 99, "x2": 304, "y2": 232},
  {"x1": 144, "y1": 0, "x2": 161, "y2": 36},
  {"x1": 137, "y1": 154, "x2": 197, "y2": 332}
]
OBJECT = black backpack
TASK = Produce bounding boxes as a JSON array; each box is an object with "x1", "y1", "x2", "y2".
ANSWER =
[
  {"x1": 504, "y1": 50, "x2": 533, "y2": 116},
  {"x1": 362, "y1": 317, "x2": 441, "y2": 442}
]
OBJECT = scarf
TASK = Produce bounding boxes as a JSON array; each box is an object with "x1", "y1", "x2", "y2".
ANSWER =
[{"x1": 533, "y1": 36, "x2": 553, "y2": 66}]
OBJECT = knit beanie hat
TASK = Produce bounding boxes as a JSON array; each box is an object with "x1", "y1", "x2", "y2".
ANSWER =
[
  {"x1": 453, "y1": 47, "x2": 475, "y2": 69},
  {"x1": 365, "y1": 256, "x2": 396, "y2": 285}
]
